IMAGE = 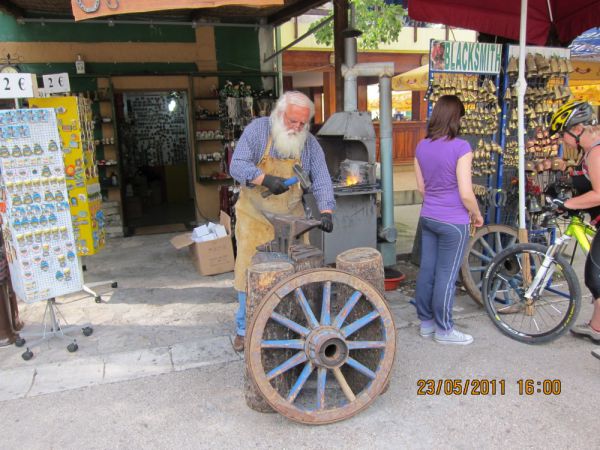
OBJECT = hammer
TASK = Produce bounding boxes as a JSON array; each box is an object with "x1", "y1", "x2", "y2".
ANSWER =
[{"x1": 261, "y1": 164, "x2": 312, "y2": 198}]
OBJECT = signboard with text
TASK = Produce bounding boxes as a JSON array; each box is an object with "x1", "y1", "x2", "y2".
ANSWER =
[
  {"x1": 42, "y1": 73, "x2": 71, "y2": 94},
  {"x1": 0, "y1": 73, "x2": 38, "y2": 99},
  {"x1": 430, "y1": 40, "x2": 502, "y2": 75}
]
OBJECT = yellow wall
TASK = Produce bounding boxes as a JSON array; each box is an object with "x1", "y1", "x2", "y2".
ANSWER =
[{"x1": 280, "y1": 21, "x2": 477, "y2": 52}]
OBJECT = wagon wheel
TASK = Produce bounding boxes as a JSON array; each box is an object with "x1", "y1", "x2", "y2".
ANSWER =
[
  {"x1": 460, "y1": 224, "x2": 519, "y2": 305},
  {"x1": 246, "y1": 268, "x2": 396, "y2": 425}
]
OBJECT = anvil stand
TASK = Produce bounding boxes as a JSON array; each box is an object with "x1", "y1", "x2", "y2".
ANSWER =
[
  {"x1": 15, "y1": 297, "x2": 93, "y2": 360},
  {"x1": 80, "y1": 257, "x2": 118, "y2": 303}
]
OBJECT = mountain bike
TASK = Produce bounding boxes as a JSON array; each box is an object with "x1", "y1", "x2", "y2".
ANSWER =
[{"x1": 481, "y1": 207, "x2": 591, "y2": 344}]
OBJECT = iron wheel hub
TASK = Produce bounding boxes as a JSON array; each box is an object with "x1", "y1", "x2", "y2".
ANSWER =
[{"x1": 305, "y1": 327, "x2": 348, "y2": 369}]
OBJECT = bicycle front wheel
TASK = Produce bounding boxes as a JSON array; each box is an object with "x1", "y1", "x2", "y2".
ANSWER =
[{"x1": 482, "y1": 243, "x2": 581, "y2": 344}]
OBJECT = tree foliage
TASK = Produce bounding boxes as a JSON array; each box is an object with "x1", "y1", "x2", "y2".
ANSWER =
[{"x1": 311, "y1": 0, "x2": 406, "y2": 50}]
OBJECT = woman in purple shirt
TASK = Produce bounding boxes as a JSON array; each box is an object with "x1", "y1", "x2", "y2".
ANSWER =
[{"x1": 414, "y1": 95, "x2": 483, "y2": 345}]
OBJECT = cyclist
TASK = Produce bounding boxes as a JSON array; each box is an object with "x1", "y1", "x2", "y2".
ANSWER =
[{"x1": 549, "y1": 100, "x2": 600, "y2": 351}]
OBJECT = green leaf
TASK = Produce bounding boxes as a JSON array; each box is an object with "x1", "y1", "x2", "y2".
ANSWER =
[{"x1": 310, "y1": 0, "x2": 406, "y2": 50}]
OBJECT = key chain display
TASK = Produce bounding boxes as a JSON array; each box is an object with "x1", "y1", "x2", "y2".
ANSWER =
[
  {"x1": 29, "y1": 97, "x2": 105, "y2": 256},
  {"x1": 0, "y1": 107, "x2": 83, "y2": 303}
]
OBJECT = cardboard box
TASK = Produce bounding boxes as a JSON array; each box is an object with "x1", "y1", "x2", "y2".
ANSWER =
[{"x1": 170, "y1": 211, "x2": 234, "y2": 276}]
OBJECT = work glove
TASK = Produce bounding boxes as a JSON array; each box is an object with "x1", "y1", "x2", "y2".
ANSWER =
[
  {"x1": 262, "y1": 175, "x2": 289, "y2": 195},
  {"x1": 320, "y1": 212, "x2": 334, "y2": 233}
]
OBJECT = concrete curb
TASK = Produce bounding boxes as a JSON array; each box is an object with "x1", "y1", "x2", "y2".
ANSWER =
[{"x1": 0, "y1": 335, "x2": 242, "y2": 402}]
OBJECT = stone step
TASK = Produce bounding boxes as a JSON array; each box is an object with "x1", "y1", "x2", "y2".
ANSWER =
[{"x1": 394, "y1": 190, "x2": 422, "y2": 206}]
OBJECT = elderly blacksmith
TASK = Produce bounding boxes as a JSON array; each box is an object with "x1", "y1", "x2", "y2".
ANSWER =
[{"x1": 229, "y1": 90, "x2": 335, "y2": 352}]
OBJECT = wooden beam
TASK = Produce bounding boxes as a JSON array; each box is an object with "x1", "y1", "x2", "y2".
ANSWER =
[
  {"x1": 412, "y1": 91, "x2": 427, "y2": 121},
  {"x1": 268, "y1": 0, "x2": 329, "y2": 26},
  {"x1": 322, "y1": 71, "x2": 336, "y2": 120},
  {"x1": 283, "y1": 50, "x2": 422, "y2": 76},
  {"x1": 333, "y1": 0, "x2": 347, "y2": 113},
  {"x1": 311, "y1": 87, "x2": 323, "y2": 123},
  {"x1": 0, "y1": 1, "x2": 24, "y2": 18},
  {"x1": 357, "y1": 81, "x2": 368, "y2": 112}
]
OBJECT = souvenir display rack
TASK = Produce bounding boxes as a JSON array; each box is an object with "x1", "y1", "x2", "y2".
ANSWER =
[
  {"x1": 0, "y1": 108, "x2": 83, "y2": 303},
  {"x1": 189, "y1": 73, "x2": 276, "y2": 221},
  {"x1": 29, "y1": 96, "x2": 106, "y2": 256},
  {"x1": 425, "y1": 40, "x2": 503, "y2": 222},
  {"x1": 496, "y1": 46, "x2": 572, "y2": 226},
  {"x1": 94, "y1": 79, "x2": 121, "y2": 203}
]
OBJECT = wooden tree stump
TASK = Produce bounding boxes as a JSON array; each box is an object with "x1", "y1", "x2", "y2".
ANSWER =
[
  {"x1": 244, "y1": 261, "x2": 295, "y2": 413},
  {"x1": 336, "y1": 247, "x2": 388, "y2": 394},
  {"x1": 336, "y1": 247, "x2": 385, "y2": 293}
]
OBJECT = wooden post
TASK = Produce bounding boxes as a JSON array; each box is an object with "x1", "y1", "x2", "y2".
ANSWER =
[
  {"x1": 323, "y1": 71, "x2": 337, "y2": 121},
  {"x1": 333, "y1": 0, "x2": 348, "y2": 113},
  {"x1": 244, "y1": 261, "x2": 295, "y2": 412},
  {"x1": 336, "y1": 247, "x2": 387, "y2": 393}
]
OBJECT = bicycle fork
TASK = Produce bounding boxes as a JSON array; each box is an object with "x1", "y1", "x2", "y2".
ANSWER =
[{"x1": 523, "y1": 235, "x2": 572, "y2": 312}]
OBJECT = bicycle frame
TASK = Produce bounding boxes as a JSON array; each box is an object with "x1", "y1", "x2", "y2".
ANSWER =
[
  {"x1": 524, "y1": 214, "x2": 596, "y2": 299},
  {"x1": 563, "y1": 215, "x2": 596, "y2": 255}
]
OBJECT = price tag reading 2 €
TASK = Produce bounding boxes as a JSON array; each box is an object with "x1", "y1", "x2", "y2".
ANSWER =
[
  {"x1": 42, "y1": 73, "x2": 71, "y2": 94},
  {"x1": 0, "y1": 73, "x2": 38, "y2": 99}
]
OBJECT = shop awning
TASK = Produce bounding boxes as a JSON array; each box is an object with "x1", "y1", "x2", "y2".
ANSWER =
[
  {"x1": 570, "y1": 27, "x2": 600, "y2": 61},
  {"x1": 408, "y1": 0, "x2": 600, "y2": 46},
  {"x1": 391, "y1": 65, "x2": 428, "y2": 91},
  {"x1": 571, "y1": 84, "x2": 600, "y2": 105},
  {"x1": 569, "y1": 60, "x2": 600, "y2": 85}
]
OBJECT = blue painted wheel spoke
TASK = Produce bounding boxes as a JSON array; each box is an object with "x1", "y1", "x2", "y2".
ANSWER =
[
  {"x1": 295, "y1": 288, "x2": 320, "y2": 329},
  {"x1": 347, "y1": 340, "x2": 386, "y2": 350},
  {"x1": 266, "y1": 351, "x2": 308, "y2": 381},
  {"x1": 332, "y1": 291, "x2": 362, "y2": 329},
  {"x1": 346, "y1": 357, "x2": 376, "y2": 380},
  {"x1": 261, "y1": 339, "x2": 305, "y2": 350},
  {"x1": 270, "y1": 312, "x2": 310, "y2": 337},
  {"x1": 341, "y1": 310, "x2": 380, "y2": 338},
  {"x1": 478, "y1": 236, "x2": 496, "y2": 256},
  {"x1": 287, "y1": 362, "x2": 314, "y2": 403},
  {"x1": 316, "y1": 367, "x2": 327, "y2": 410},
  {"x1": 320, "y1": 281, "x2": 332, "y2": 326},
  {"x1": 471, "y1": 249, "x2": 492, "y2": 263}
]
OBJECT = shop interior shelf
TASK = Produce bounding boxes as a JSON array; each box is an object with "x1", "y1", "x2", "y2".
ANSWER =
[
  {"x1": 195, "y1": 117, "x2": 220, "y2": 121},
  {"x1": 194, "y1": 97, "x2": 219, "y2": 101},
  {"x1": 196, "y1": 138, "x2": 223, "y2": 142}
]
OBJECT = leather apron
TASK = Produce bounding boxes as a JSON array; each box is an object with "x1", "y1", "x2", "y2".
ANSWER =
[{"x1": 233, "y1": 137, "x2": 304, "y2": 291}]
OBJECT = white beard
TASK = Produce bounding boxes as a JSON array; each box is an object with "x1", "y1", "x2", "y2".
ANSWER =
[{"x1": 271, "y1": 114, "x2": 308, "y2": 159}]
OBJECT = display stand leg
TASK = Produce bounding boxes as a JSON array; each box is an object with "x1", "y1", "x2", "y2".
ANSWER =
[
  {"x1": 15, "y1": 298, "x2": 93, "y2": 361},
  {"x1": 80, "y1": 258, "x2": 118, "y2": 303}
]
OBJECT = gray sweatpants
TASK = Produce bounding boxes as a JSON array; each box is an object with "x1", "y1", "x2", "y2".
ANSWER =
[{"x1": 415, "y1": 217, "x2": 469, "y2": 332}]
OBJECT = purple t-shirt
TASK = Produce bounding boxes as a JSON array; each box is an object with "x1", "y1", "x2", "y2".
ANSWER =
[{"x1": 416, "y1": 137, "x2": 471, "y2": 224}]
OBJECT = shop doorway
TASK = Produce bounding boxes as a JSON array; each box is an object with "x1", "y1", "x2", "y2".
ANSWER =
[{"x1": 115, "y1": 91, "x2": 195, "y2": 235}]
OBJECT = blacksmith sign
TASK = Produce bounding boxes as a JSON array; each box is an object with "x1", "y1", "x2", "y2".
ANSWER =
[
  {"x1": 430, "y1": 40, "x2": 502, "y2": 75},
  {"x1": 70, "y1": 0, "x2": 283, "y2": 21}
]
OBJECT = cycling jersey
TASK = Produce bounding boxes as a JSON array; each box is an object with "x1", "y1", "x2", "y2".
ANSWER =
[{"x1": 569, "y1": 144, "x2": 600, "y2": 227}]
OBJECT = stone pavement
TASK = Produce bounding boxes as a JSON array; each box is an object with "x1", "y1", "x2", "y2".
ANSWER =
[
  {"x1": 0, "y1": 229, "x2": 439, "y2": 401},
  {"x1": 0, "y1": 206, "x2": 596, "y2": 406}
]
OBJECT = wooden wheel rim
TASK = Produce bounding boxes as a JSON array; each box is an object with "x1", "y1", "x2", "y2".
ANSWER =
[
  {"x1": 460, "y1": 224, "x2": 519, "y2": 305},
  {"x1": 246, "y1": 268, "x2": 396, "y2": 425}
]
